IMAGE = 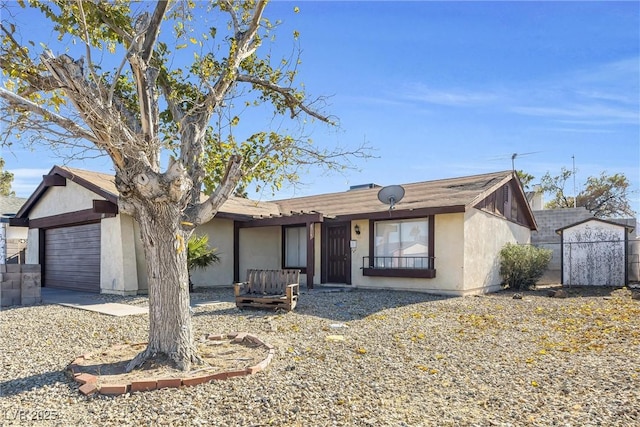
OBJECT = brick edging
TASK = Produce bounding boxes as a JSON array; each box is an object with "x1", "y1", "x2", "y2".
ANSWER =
[{"x1": 68, "y1": 333, "x2": 274, "y2": 396}]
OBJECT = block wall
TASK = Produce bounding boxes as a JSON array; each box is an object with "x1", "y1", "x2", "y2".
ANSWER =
[{"x1": 0, "y1": 264, "x2": 42, "y2": 306}]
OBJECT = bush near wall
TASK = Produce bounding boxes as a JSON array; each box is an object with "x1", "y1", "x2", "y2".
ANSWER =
[{"x1": 499, "y1": 243, "x2": 552, "y2": 291}]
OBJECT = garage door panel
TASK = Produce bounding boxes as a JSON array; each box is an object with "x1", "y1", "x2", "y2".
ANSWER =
[{"x1": 45, "y1": 223, "x2": 101, "y2": 292}]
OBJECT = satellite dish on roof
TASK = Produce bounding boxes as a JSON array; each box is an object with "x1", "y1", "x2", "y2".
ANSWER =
[{"x1": 377, "y1": 185, "x2": 405, "y2": 211}]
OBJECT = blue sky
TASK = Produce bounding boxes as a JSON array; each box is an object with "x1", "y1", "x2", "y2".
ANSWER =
[{"x1": 3, "y1": 1, "x2": 639, "y2": 213}]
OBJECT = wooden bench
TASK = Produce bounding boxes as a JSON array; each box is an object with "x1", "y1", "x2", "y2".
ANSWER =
[{"x1": 234, "y1": 269, "x2": 300, "y2": 311}]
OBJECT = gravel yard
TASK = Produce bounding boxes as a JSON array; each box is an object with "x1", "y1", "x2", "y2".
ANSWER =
[{"x1": 1, "y1": 286, "x2": 639, "y2": 426}]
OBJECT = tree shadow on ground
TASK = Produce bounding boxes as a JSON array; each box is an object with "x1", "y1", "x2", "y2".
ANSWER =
[{"x1": 0, "y1": 370, "x2": 73, "y2": 398}]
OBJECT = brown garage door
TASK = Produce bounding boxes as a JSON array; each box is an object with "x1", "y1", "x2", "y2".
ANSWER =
[{"x1": 45, "y1": 223, "x2": 101, "y2": 292}]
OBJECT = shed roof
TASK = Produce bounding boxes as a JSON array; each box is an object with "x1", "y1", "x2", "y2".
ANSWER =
[{"x1": 556, "y1": 217, "x2": 635, "y2": 234}]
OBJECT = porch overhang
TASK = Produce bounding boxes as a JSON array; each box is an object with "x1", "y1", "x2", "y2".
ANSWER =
[
  {"x1": 330, "y1": 205, "x2": 466, "y2": 222},
  {"x1": 237, "y1": 211, "x2": 325, "y2": 228}
]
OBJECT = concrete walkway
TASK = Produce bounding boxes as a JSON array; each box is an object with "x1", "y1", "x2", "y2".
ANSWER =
[
  {"x1": 41, "y1": 288, "x2": 149, "y2": 317},
  {"x1": 40, "y1": 288, "x2": 231, "y2": 316}
]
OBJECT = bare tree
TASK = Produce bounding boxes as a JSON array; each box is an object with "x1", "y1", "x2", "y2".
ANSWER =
[{"x1": 0, "y1": 1, "x2": 367, "y2": 371}]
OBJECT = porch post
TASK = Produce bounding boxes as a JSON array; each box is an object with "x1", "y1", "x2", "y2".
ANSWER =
[
  {"x1": 306, "y1": 221, "x2": 315, "y2": 289},
  {"x1": 233, "y1": 221, "x2": 240, "y2": 283}
]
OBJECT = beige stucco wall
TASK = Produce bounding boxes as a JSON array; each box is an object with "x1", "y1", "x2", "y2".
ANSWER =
[
  {"x1": 463, "y1": 209, "x2": 531, "y2": 295},
  {"x1": 349, "y1": 219, "x2": 368, "y2": 286},
  {"x1": 238, "y1": 226, "x2": 281, "y2": 280},
  {"x1": 25, "y1": 228, "x2": 39, "y2": 264},
  {"x1": 5, "y1": 224, "x2": 28, "y2": 240},
  {"x1": 350, "y1": 213, "x2": 466, "y2": 294},
  {"x1": 28, "y1": 180, "x2": 101, "y2": 218},
  {"x1": 100, "y1": 214, "x2": 139, "y2": 296},
  {"x1": 190, "y1": 218, "x2": 235, "y2": 287}
]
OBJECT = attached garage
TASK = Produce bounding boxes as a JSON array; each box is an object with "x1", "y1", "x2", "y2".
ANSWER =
[{"x1": 44, "y1": 222, "x2": 101, "y2": 292}]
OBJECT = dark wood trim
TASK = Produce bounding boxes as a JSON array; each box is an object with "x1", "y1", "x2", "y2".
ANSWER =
[
  {"x1": 368, "y1": 220, "x2": 375, "y2": 268},
  {"x1": 214, "y1": 212, "x2": 253, "y2": 221},
  {"x1": 333, "y1": 206, "x2": 464, "y2": 223},
  {"x1": 29, "y1": 209, "x2": 112, "y2": 229},
  {"x1": 363, "y1": 268, "x2": 436, "y2": 278},
  {"x1": 38, "y1": 228, "x2": 46, "y2": 286},
  {"x1": 9, "y1": 217, "x2": 29, "y2": 227},
  {"x1": 93, "y1": 200, "x2": 118, "y2": 214},
  {"x1": 15, "y1": 166, "x2": 119, "y2": 219},
  {"x1": 43, "y1": 174, "x2": 66, "y2": 187},
  {"x1": 429, "y1": 216, "x2": 435, "y2": 261},
  {"x1": 239, "y1": 212, "x2": 324, "y2": 228},
  {"x1": 306, "y1": 222, "x2": 315, "y2": 289}
]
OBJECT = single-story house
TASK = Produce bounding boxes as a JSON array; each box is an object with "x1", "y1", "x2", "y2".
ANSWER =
[
  {"x1": 0, "y1": 195, "x2": 28, "y2": 263},
  {"x1": 556, "y1": 217, "x2": 635, "y2": 286},
  {"x1": 13, "y1": 166, "x2": 537, "y2": 296}
]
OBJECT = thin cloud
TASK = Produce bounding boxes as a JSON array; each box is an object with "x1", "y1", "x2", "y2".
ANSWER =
[
  {"x1": 8, "y1": 168, "x2": 49, "y2": 198},
  {"x1": 510, "y1": 57, "x2": 639, "y2": 125},
  {"x1": 400, "y1": 83, "x2": 499, "y2": 107},
  {"x1": 511, "y1": 104, "x2": 638, "y2": 124},
  {"x1": 534, "y1": 127, "x2": 616, "y2": 134}
]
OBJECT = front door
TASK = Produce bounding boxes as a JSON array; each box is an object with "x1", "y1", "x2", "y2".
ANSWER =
[{"x1": 323, "y1": 223, "x2": 351, "y2": 284}]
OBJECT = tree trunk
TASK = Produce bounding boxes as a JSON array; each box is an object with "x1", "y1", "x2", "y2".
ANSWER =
[{"x1": 126, "y1": 202, "x2": 197, "y2": 372}]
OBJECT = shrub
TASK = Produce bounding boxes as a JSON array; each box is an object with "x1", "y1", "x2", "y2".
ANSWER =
[
  {"x1": 499, "y1": 243, "x2": 552, "y2": 290},
  {"x1": 187, "y1": 234, "x2": 220, "y2": 292}
]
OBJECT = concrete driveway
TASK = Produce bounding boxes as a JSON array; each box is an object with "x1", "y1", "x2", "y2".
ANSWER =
[{"x1": 41, "y1": 288, "x2": 149, "y2": 317}]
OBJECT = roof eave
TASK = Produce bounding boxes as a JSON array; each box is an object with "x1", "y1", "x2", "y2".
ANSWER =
[
  {"x1": 466, "y1": 171, "x2": 538, "y2": 230},
  {"x1": 15, "y1": 166, "x2": 119, "y2": 219}
]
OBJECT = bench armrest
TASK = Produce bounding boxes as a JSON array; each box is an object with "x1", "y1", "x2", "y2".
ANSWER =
[
  {"x1": 285, "y1": 283, "x2": 299, "y2": 299},
  {"x1": 234, "y1": 282, "x2": 248, "y2": 297}
]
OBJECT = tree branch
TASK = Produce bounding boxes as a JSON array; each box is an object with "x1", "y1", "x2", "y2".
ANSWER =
[
  {"x1": 206, "y1": 0, "x2": 268, "y2": 110},
  {"x1": 76, "y1": 0, "x2": 100, "y2": 93},
  {"x1": 89, "y1": 0, "x2": 134, "y2": 45},
  {"x1": 140, "y1": 1, "x2": 169, "y2": 62},
  {"x1": 236, "y1": 74, "x2": 332, "y2": 122},
  {"x1": 0, "y1": 87, "x2": 98, "y2": 143},
  {"x1": 189, "y1": 154, "x2": 243, "y2": 225}
]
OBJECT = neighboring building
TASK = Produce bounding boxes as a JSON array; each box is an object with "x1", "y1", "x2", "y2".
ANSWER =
[
  {"x1": 556, "y1": 218, "x2": 635, "y2": 286},
  {"x1": 13, "y1": 166, "x2": 537, "y2": 296},
  {"x1": 531, "y1": 207, "x2": 594, "y2": 284},
  {"x1": 0, "y1": 195, "x2": 28, "y2": 263}
]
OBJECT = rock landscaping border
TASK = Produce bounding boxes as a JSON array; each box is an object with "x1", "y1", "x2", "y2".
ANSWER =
[{"x1": 67, "y1": 332, "x2": 274, "y2": 396}]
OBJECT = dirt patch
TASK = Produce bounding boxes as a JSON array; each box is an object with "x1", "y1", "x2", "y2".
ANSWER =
[{"x1": 72, "y1": 336, "x2": 269, "y2": 386}]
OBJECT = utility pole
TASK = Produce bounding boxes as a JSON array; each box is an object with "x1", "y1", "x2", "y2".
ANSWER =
[{"x1": 572, "y1": 155, "x2": 577, "y2": 208}]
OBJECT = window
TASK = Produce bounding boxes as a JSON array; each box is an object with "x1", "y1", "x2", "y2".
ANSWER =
[
  {"x1": 375, "y1": 218, "x2": 429, "y2": 268},
  {"x1": 364, "y1": 217, "x2": 435, "y2": 278},
  {"x1": 284, "y1": 226, "x2": 306, "y2": 268}
]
